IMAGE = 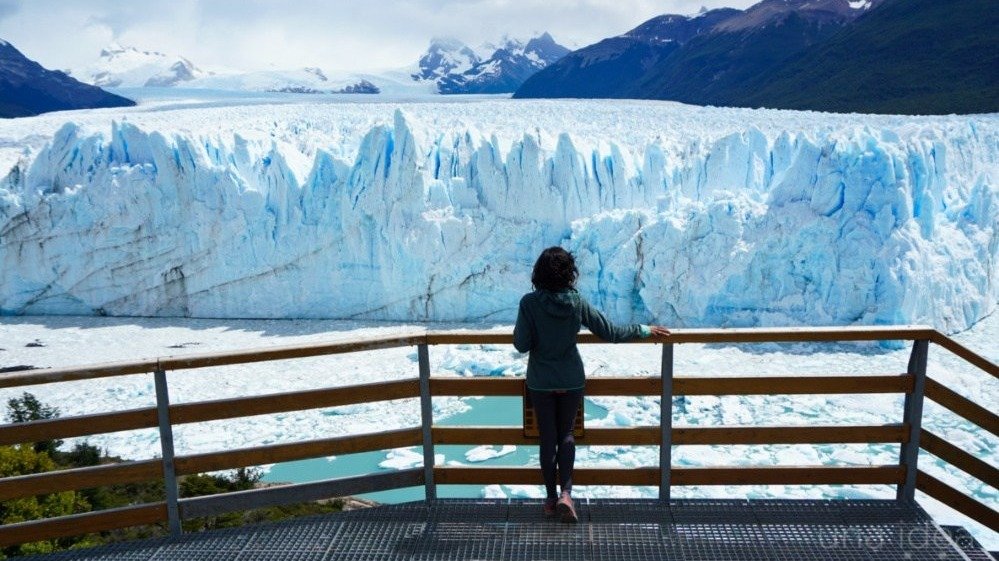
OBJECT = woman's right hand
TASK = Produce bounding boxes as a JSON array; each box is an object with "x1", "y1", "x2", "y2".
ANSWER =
[{"x1": 649, "y1": 325, "x2": 671, "y2": 337}]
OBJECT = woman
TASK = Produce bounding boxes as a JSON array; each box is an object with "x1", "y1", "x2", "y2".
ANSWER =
[{"x1": 513, "y1": 246, "x2": 670, "y2": 522}]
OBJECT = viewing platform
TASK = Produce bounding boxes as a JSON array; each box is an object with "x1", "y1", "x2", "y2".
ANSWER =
[
  {"x1": 22, "y1": 498, "x2": 995, "y2": 560},
  {"x1": 0, "y1": 326, "x2": 996, "y2": 559}
]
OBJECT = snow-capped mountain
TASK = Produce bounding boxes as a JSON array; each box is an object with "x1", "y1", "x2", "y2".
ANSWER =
[
  {"x1": 72, "y1": 35, "x2": 568, "y2": 97},
  {"x1": 0, "y1": 38, "x2": 135, "y2": 118},
  {"x1": 414, "y1": 33, "x2": 569, "y2": 94},
  {"x1": 412, "y1": 37, "x2": 482, "y2": 82},
  {"x1": 187, "y1": 67, "x2": 384, "y2": 94},
  {"x1": 73, "y1": 42, "x2": 433, "y2": 95},
  {"x1": 75, "y1": 42, "x2": 208, "y2": 88}
]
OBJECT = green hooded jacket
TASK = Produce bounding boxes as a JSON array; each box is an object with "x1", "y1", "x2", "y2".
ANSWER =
[{"x1": 514, "y1": 288, "x2": 650, "y2": 391}]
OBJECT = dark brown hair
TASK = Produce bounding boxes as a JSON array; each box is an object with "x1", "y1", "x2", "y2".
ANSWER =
[{"x1": 531, "y1": 246, "x2": 578, "y2": 292}]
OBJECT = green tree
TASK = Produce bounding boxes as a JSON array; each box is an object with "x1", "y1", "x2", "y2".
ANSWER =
[
  {"x1": 5, "y1": 393, "x2": 62, "y2": 456},
  {"x1": 0, "y1": 445, "x2": 92, "y2": 557}
]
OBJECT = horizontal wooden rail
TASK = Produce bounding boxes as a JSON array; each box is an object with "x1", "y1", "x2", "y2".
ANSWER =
[
  {"x1": 433, "y1": 426, "x2": 659, "y2": 445},
  {"x1": 434, "y1": 465, "x2": 904, "y2": 486},
  {"x1": 930, "y1": 331, "x2": 999, "y2": 380},
  {"x1": 0, "y1": 334, "x2": 426, "y2": 388},
  {"x1": 673, "y1": 465, "x2": 905, "y2": 486},
  {"x1": 0, "y1": 359, "x2": 160, "y2": 389},
  {"x1": 674, "y1": 375, "x2": 912, "y2": 395},
  {"x1": 180, "y1": 469, "x2": 424, "y2": 519},
  {"x1": 429, "y1": 377, "x2": 527, "y2": 396},
  {"x1": 0, "y1": 503, "x2": 168, "y2": 547},
  {"x1": 0, "y1": 326, "x2": 937, "y2": 388},
  {"x1": 429, "y1": 375, "x2": 912, "y2": 397},
  {"x1": 0, "y1": 407, "x2": 159, "y2": 446},
  {"x1": 170, "y1": 379, "x2": 420, "y2": 425},
  {"x1": 174, "y1": 428, "x2": 422, "y2": 475},
  {"x1": 430, "y1": 377, "x2": 657, "y2": 396},
  {"x1": 924, "y1": 377, "x2": 999, "y2": 437},
  {"x1": 0, "y1": 460, "x2": 162, "y2": 501},
  {"x1": 675, "y1": 425, "x2": 908, "y2": 445},
  {"x1": 917, "y1": 470, "x2": 999, "y2": 533},
  {"x1": 434, "y1": 466, "x2": 659, "y2": 486},
  {"x1": 919, "y1": 431, "x2": 999, "y2": 488},
  {"x1": 157, "y1": 334, "x2": 427, "y2": 371},
  {"x1": 432, "y1": 425, "x2": 908, "y2": 446},
  {"x1": 0, "y1": 323, "x2": 991, "y2": 552},
  {"x1": 428, "y1": 325, "x2": 935, "y2": 345},
  {"x1": 639, "y1": 325, "x2": 935, "y2": 344}
]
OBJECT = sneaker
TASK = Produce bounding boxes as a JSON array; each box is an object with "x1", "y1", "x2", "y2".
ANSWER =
[
  {"x1": 556, "y1": 493, "x2": 578, "y2": 523},
  {"x1": 543, "y1": 498, "x2": 557, "y2": 516}
]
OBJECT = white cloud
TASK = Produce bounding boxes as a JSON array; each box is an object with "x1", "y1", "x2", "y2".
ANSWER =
[
  {"x1": 0, "y1": 0, "x2": 756, "y2": 73},
  {"x1": 0, "y1": 0, "x2": 21, "y2": 21}
]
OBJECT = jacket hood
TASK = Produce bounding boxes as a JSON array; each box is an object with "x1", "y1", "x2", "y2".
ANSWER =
[{"x1": 538, "y1": 288, "x2": 579, "y2": 319}]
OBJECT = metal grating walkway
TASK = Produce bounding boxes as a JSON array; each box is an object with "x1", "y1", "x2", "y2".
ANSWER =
[{"x1": 30, "y1": 499, "x2": 976, "y2": 561}]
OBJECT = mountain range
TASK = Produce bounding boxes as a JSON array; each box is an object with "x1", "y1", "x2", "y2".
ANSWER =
[
  {"x1": 516, "y1": 0, "x2": 998, "y2": 115},
  {"x1": 68, "y1": 33, "x2": 570, "y2": 96},
  {"x1": 413, "y1": 33, "x2": 570, "y2": 94},
  {"x1": 82, "y1": 43, "x2": 208, "y2": 88},
  {"x1": 8, "y1": 0, "x2": 994, "y2": 117},
  {"x1": 0, "y1": 39, "x2": 134, "y2": 118},
  {"x1": 1, "y1": 30, "x2": 570, "y2": 118}
]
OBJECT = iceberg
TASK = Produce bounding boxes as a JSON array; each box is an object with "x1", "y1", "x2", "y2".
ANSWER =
[{"x1": 0, "y1": 99, "x2": 995, "y2": 332}]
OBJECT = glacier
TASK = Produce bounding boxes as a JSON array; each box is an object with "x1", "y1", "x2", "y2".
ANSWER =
[{"x1": 0, "y1": 97, "x2": 996, "y2": 332}]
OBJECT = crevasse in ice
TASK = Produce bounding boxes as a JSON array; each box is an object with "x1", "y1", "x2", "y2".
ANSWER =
[{"x1": 0, "y1": 104, "x2": 995, "y2": 332}]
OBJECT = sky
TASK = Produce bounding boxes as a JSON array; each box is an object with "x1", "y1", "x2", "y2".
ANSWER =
[{"x1": 0, "y1": 0, "x2": 756, "y2": 74}]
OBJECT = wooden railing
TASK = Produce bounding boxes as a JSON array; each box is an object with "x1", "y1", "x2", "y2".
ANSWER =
[{"x1": 0, "y1": 325, "x2": 996, "y2": 547}]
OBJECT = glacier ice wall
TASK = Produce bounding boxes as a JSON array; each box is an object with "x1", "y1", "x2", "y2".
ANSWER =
[{"x1": 0, "y1": 106, "x2": 996, "y2": 332}]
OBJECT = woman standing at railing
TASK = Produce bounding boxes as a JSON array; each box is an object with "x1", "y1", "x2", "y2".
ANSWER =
[{"x1": 514, "y1": 246, "x2": 670, "y2": 523}]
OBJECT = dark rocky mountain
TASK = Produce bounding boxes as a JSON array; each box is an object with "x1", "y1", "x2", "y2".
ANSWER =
[
  {"x1": 711, "y1": 0, "x2": 876, "y2": 32},
  {"x1": 0, "y1": 39, "x2": 135, "y2": 118},
  {"x1": 516, "y1": 0, "x2": 998, "y2": 114},
  {"x1": 515, "y1": 9, "x2": 740, "y2": 98},
  {"x1": 414, "y1": 33, "x2": 570, "y2": 94},
  {"x1": 630, "y1": 0, "x2": 872, "y2": 105},
  {"x1": 737, "y1": 0, "x2": 999, "y2": 114},
  {"x1": 517, "y1": 0, "x2": 998, "y2": 113}
]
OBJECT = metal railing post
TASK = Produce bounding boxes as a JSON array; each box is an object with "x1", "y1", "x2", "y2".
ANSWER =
[
  {"x1": 659, "y1": 343, "x2": 674, "y2": 501},
  {"x1": 897, "y1": 339, "x2": 929, "y2": 501},
  {"x1": 154, "y1": 366, "x2": 182, "y2": 536},
  {"x1": 418, "y1": 344, "x2": 437, "y2": 500}
]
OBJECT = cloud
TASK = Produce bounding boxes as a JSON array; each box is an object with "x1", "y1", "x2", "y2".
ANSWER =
[
  {"x1": 0, "y1": 0, "x2": 758, "y2": 73},
  {"x1": 0, "y1": 0, "x2": 22, "y2": 21}
]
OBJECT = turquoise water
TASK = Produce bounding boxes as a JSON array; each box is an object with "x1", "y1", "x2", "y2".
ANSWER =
[{"x1": 262, "y1": 396, "x2": 610, "y2": 502}]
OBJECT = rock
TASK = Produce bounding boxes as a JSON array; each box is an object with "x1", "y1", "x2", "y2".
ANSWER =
[{"x1": 0, "y1": 365, "x2": 37, "y2": 373}]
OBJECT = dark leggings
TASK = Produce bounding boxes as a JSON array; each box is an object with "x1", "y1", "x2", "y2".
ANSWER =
[{"x1": 529, "y1": 388, "x2": 583, "y2": 499}]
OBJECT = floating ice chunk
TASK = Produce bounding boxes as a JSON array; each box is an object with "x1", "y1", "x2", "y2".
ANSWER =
[
  {"x1": 465, "y1": 445, "x2": 516, "y2": 462},
  {"x1": 482, "y1": 485, "x2": 507, "y2": 499},
  {"x1": 502, "y1": 485, "x2": 545, "y2": 499},
  {"x1": 379, "y1": 448, "x2": 443, "y2": 470}
]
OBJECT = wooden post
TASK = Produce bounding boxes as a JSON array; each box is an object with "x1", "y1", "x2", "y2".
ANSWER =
[
  {"x1": 660, "y1": 343, "x2": 674, "y2": 501},
  {"x1": 418, "y1": 344, "x2": 437, "y2": 500},
  {"x1": 154, "y1": 367, "x2": 182, "y2": 536},
  {"x1": 898, "y1": 339, "x2": 928, "y2": 501}
]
